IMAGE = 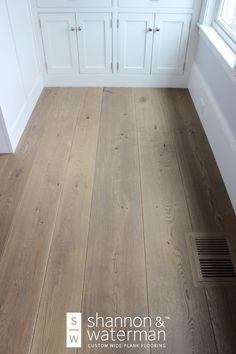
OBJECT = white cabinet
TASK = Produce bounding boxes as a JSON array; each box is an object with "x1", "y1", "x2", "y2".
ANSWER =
[
  {"x1": 118, "y1": 0, "x2": 194, "y2": 8},
  {"x1": 118, "y1": 14, "x2": 154, "y2": 74},
  {"x1": 40, "y1": 13, "x2": 112, "y2": 75},
  {"x1": 76, "y1": 13, "x2": 112, "y2": 74},
  {"x1": 117, "y1": 13, "x2": 191, "y2": 76},
  {"x1": 40, "y1": 14, "x2": 78, "y2": 75},
  {"x1": 37, "y1": 0, "x2": 112, "y2": 8},
  {"x1": 38, "y1": 8, "x2": 193, "y2": 84},
  {"x1": 152, "y1": 14, "x2": 191, "y2": 75}
]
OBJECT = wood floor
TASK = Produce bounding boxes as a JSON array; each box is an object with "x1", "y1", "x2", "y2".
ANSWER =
[{"x1": 0, "y1": 88, "x2": 236, "y2": 354}]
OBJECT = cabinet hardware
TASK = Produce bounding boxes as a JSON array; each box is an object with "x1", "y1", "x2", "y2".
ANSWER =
[
  {"x1": 39, "y1": 19, "x2": 41, "y2": 29},
  {"x1": 77, "y1": 26, "x2": 82, "y2": 31},
  {"x1": 155, "y1": 28, "x2": 160, "y2": 32},
  {"x1": 147, "y1": 28, "x2": 153, "y2": 32},
  {"x1": 70, "y1": 26, "x2": 76, "y2": 31},
  {"x1": 117, "y1": 19, "x2": 119, "y2": 28}
]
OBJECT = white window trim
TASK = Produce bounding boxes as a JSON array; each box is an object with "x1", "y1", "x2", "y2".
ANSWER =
[
  {"x1": 199, "y1": 0, "x2": 236, "y2": 84},
  {"x1": 213, "y1": 0, "x2": 236, "y2": 52},
  {"x1": 199, "y1": 0, "x2": 219, "y2": 26},
  {"x1": 213, "y1": 21, "x2": 236, "y2": 53}
]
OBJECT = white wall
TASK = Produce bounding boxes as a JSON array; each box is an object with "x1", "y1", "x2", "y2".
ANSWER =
[
  {"x1": 189, "y1": 36, "x2": 236, "y2": 212},
  {"x1": 0, "y1": 0, "x2": 43, "y2": 152},
  {"x1": 195, "y1": 39, "x2": 236, "y2": 135}
]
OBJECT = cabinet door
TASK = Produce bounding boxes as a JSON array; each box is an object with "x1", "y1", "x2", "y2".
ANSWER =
[
  {"x1": 118, "y1": 0, "x2": 194, "y2": 8},
  {"x1": 40, "y1": 14, "x2": 78, "y2": 75},
  {"x1": 38, "y1": 0, "x2": 112, "y2": 7},
  {"x1": 118, "y1": 14, "x2": 154, "y2": 74},
  {"x1": 76, "y1": 13, "x2": 112, "y2": 74},
  {"x1": 152, "y1": 14, "x2": 191, "y2": 75}
]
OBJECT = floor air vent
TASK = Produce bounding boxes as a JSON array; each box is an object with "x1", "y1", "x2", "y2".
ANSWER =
[{"x1": 185, "y1": 233, "x2": 236, "y2": 287}]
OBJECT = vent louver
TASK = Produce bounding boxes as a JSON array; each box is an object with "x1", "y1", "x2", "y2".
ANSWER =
[{"x1": 186, "y1": 233, "x2": 236, "y2": 287}]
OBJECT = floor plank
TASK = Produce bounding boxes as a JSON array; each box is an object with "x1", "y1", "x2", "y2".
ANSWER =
[
  {"x1": 162, "y1": 89, "x2": 236, "y2": 354},
  {"x1": 81, "y1": 88, "x2": 149, "y2": 353},
  {"x1": 0, "y1": 89, "x2": 59, "y2": 256},
  {"x1": 0, "y1": 88, "x2": 86, "y2": 354},
  {"x1": 134, "y1": 88, "x2": 217, "y2": 354},
  {"x1": 0, "y1": 153, "x2": 8, "y2": 173},
  {"x1": 30, "y1": 88, "x2": 103, "y2": 354},
  {"x1": 0, "y1": 88, "x2": 235, "y2": 354}
]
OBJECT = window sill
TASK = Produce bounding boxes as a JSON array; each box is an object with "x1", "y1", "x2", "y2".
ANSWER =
[{"x1": 198, "y1": 24, "x2": 236, "y2": 85}]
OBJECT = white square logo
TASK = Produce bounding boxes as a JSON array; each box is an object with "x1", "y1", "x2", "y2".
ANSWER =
[{"x1": 66, "y1": 312, "x2": 82, "y2": 348}]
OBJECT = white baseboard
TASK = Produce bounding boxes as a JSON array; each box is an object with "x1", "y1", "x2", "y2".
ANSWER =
[
  {"x1": 0, "y1": 108, "x2": 12, "y2": 153},
  {"x1": 9, "y1": 77, "x2": 43, "y2": 151},
  {"x1": 188, "y1": 62, "x2": 236, "y2": 213},
  {"x1": 45, "y1": 73, "x2": 188, "y2": 88}
]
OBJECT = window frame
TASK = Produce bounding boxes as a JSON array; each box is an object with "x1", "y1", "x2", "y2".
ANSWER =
[{"x1": 213, "y1": 0, "x2": 236, "y2": 53}]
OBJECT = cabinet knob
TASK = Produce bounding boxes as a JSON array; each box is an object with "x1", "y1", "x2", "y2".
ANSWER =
[
  {"x1": 70, "y1": 27, "x2": 76, "y2": 31},
  {"x1": 147, "y1": 28, "x2": 153, "y2": 32},
  {"x1": 77, "y1": 26, "x2": 82, "y2": 31},
  {"x1": 155, "y1": 28, "x2": 160, "y2": 32}
]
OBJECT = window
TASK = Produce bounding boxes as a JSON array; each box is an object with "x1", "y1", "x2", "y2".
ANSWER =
[
  {"x1": 214, "y1": 0, "x2": 236, "y2": 52},
  {"x1": 199, "y1": 0, "x2": 236, "y2": 78},
  {"x1": 219, "y1": 0, "x2": 236, "y2": 31}
]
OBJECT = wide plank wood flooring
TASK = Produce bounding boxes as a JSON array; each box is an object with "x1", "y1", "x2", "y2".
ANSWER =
[{"x1": 0, "y1": 88, "x2": 235, "y2": 354}]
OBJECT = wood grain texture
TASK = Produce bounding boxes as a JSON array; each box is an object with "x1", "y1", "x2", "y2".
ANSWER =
[
  {"x1": 81, "y1": 88, "x2": 149, "y2": 353},
  {"x1": 0, "y1": 88, "x2": 235, "y2": 354},
  {"x1": 0, "y1": 89, "x2": 59, "y2": 256},
  {"x1": 30, "y1": 88, "x2": 103, "y2": 354},
  {"x1": 134, "y1": 88, "x2": 217, "y2": 354},
  {"x1": 162, "y1": 89, "x2": 236, "y2": 354},
  {"x1": 0, "y1": 89, "x2": 86, "y2": 354},
  {"x1": 0, "y1": 154, "x2": 8, "y2": 177}
]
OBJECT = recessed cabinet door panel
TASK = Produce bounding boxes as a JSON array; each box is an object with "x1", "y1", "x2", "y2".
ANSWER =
[
  {"x1": 118, "y1": 0, "x2": 193, "y2": 8},
  {"x1": 38, "y1": 0, "x2": 112, "y2": 8},
  {"x1": 118, "y1": 14, "x2": 154, "y2": 74},
  {"x1": 76, "y1": 13, "x2": 112, "y2": 74},
  {"x1": 152, "y1": 14, "x2": 191, "y2": 75},
  {"x1": 40, "y1": 14, "x2": 78, "y2": 75}
]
